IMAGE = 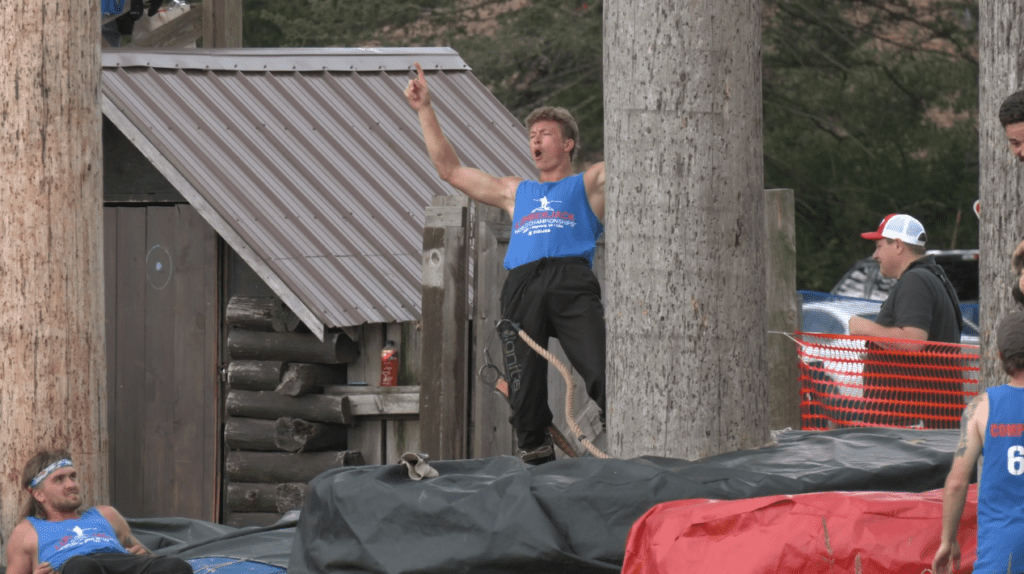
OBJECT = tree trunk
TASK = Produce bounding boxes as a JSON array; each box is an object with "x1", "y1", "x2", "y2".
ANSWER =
[
  {"x1": 0, "y1": 1, "x2": 105, "y2": 559},
  {"x1": 227, "y1": 360, "x2": 286, "y2": 391},
  {"x1": 277, "y1": 363, "x2": 346, "y2": 397},
  {"x1": 224, "y1": 451, "x2": 364, "y2": 483},
  {"x1": 227, "y1": 330, "x2": 359, "y2": 364},
  {"x1": 979, "y1": 0, "x2": 1024, "y2": 386},
  {"x1": 224, "y1": 482, "x2": 309, "y2": 513},
  {"x1": 275, "y1": 417, "x2": 347, "y2": 452},
  {"x1": 604, "y1": 0, "x2": 768, "y2": 458},
  {"x1": 226, "y1": 390, "x2": 353, "y2": 425},
  {"x1": 275, "y1": 482, "x2": 309, "y2": 512},
  {"x1": 225, "y1": 417, "x2": 279, "y2": 451},
  {"x1": 226, "y1": 296, "x2": 300, "y2": 332},
  {"x1": 225, "y1": 482, "x2": 279, "y2": 513}
]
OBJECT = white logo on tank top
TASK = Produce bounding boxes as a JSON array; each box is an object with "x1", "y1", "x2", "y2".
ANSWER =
[{"x1": 532, "y1": 197, "x2": 560, "y2": 212}]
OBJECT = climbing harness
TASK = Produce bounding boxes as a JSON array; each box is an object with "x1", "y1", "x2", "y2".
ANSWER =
[{"x1": 479, "y1": 319, "x2": 610, "y2": 459}]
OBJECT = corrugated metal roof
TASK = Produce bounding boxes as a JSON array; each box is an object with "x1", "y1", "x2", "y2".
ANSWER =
[{"x1": 101, "y1": 47, "x2": 536, "y2": 338}]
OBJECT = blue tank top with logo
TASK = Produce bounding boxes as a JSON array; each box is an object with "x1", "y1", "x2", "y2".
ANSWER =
[
  {"x1": 503, "y1": 173, "x2": 604, "y2": 270},
  {"x1": 28, "y1": 508, "x2": 127, "y2": 570},
  {"x1": 976, "y1": 384, "x2": 1024, "y2": 573}
]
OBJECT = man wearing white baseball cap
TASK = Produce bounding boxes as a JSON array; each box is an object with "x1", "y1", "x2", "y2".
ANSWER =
[{"x1": 850, "y1": 213, "x2": 963, "y2": 427}]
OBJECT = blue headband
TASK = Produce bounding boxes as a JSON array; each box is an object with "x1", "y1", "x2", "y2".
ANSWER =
[{"x1": 30, "y1": 459, "x2": 73, "y2": 488}]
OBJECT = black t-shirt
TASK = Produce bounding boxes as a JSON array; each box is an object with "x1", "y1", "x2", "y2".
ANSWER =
[{"x1": 874, "y1": 256, "x2": 962, "y2": 343}]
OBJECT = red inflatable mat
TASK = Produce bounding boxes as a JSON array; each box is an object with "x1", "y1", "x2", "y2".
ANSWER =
[{"x1": 623, "y1": 486, "x2": 978, "y2": 574}]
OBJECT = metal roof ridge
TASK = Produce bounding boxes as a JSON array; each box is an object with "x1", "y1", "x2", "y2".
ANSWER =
[{"x1": 101, "y1": 47, "x2": 470, "y2": 73}]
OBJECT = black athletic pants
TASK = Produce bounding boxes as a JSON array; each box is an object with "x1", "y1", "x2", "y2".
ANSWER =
[
  {"x1": 500, "y1": 257, "x2": 606, "y2": 449},
  {"x1": 62, "y1": 553, "x2": 192, "y2": 574}
]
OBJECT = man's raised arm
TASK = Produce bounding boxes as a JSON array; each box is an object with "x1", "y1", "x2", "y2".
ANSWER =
[{"x1": 404, "y1": 63, "x2": 520, "y2": 216}]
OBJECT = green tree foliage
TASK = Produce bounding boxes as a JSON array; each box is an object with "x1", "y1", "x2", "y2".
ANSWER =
[
  {"x1": 454, "y1": 1, "x2": 603, "y2": 162},
  {"x1": 244, "y1": 0, "x2": 980, "y2": 291},
  {"x1": 244, "y1": 0, "x2": 603, "y2": 163},
  {"x1": 245, "y1": 0, "x2": 452, "y2": 47},
  {"x1": 764, "y1": 0, "x2": 979, "y2": 290}
]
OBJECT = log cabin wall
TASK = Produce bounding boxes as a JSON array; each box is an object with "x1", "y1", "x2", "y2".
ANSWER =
[{"x1": 221, "y1": 251, "x2": 423, "y2": 527}]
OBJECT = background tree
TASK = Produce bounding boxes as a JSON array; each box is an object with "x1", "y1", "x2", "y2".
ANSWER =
[
  {"x1": 764, "y1": 0, "x2": 979, "y2": 290},
  {"x1": 244, "y1": 0, "x2": 605, "y2": 165},
  {"x1": 243, "y1": 0, "x2": 980, "y2": 294},
  {"x1": 0, "y1": 0, "x2": 107, "y2": 560},
  {"x1": 978, "y1": 0, "x2": 1024, "y2": 385},
  {"x1": 604, "y1": 0, "x2": 769, "y2": 458}
]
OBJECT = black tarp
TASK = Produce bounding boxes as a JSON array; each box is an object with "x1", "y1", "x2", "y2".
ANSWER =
[
  {"x1": 287, "y1": 428, "x2": 959, "y2": 574},
  {"x1": 129, "y1": 515, "x2": 297, "y2": 569}
]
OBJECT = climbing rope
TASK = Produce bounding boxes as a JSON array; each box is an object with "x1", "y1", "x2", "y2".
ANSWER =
[{"x1": 512, "y1": 326, "x2": 611, "y2": 459}]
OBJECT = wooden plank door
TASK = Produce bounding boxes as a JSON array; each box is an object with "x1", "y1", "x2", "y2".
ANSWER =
[{"x1": 104, "y1": 205, "x2": 219, "y2": 520}]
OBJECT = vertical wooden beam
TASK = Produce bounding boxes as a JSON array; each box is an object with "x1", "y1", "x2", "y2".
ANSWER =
[
  {"x1": 103, "y1": 209, "x2": 119, "y2": 504},
  {"x1": 112, "y1": 208, "x2": 147, "y2": 517},
  {"x1": 470, "y1": 207, "x2": 516, "y2": 458},
  {"x1": 764, "y1": 189, "x2": 800, "y2": 430},
  {"x1": 419, "y1": 196, "x2": 469, "y2": 460},
  {"x1": 203, "y1": 0, "x2": 242, "y2": 48}
]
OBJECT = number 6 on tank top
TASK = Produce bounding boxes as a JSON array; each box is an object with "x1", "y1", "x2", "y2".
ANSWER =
[{"x1": 1008, "y1": 445, "x2": 1024, "y2": 475}]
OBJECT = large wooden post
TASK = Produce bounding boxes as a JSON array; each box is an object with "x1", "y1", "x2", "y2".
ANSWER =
[
  {"x1": 419, "y1": 196, "x2": 470, "y2": 460},
  {"x1": 470, "y1": 205, "x2": 516, "y2": 458},
  {"x1": 765, "y1": 189, "x2": 800, "y2": 430},
  {"x1": 1, "y1": 0, "x2": 107, "y2": 558},
  {"x1": 978, "y1": 0, "x2": 1024, "y2": 387},
  {"x1": 604, "y1": 0, "x2": 769, "y2": 458},
  {"x1": 203, "y1": 0, "x2": 243, "y2": 48}
]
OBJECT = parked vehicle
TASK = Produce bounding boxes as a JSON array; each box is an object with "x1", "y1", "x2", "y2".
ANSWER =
[
  {"x1": 800, "y1": 249, "x2": 980, "y2": 427},
  {"x1": 799, "y1": 293, "x2": 980, "y2": 427},
  {"x1": 824, "y1": 248, "x2": 980, "y2": 337},
  {"x1": 830, "y1": 249, "x2": 979, "y2": 303}
]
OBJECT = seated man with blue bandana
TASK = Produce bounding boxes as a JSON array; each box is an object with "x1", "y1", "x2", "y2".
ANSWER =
[{"x1": 5, "y1": 450, "x2": 192, "y2": 574}]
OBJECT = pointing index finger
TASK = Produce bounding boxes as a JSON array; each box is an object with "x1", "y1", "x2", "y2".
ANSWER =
[{"x1": 414, "y1": 62, "x2": 424, "y2": 82}]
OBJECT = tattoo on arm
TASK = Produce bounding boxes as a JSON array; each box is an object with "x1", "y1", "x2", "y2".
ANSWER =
[{"x1": 955, "y1": 397, "x2": 982, "y2": 458}]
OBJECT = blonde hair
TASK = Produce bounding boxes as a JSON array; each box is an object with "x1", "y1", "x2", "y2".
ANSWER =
[{"x1": 525, "y1": 107, "x2": 580, "y2": 161}]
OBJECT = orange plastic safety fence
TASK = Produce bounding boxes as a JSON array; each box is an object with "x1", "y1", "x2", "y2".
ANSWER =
[{"x1": 797, "y1": 332, "x2": 980, "y2": 430}]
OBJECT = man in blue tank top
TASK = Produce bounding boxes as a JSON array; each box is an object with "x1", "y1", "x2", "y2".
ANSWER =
[
  {"x1": 5, "y1": 450, "x2": 192, "y2": 574},
  {"x1": 405, "y1": 63, "x2": 607, "y2": 463},
  {"x1": 932, "y1": 311, "x2": 1024, "y2": 573}
]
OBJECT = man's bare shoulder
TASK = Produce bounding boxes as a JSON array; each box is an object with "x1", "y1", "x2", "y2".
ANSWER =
[
  {"x1": 966, "y1": 391, "x2": 989, "y2": 438},
  {"x1": 6, "y1": 519, "x2": 39, "y2": 574},
  {"x1": 95, "y1": 505, "x2": 123, "y2": 523},
  {"x1": 8, "y1": 519, "x2": 39, "y2": 553},
  {"x1": 967, "y1": 391, "x2": 988, "y2": 418},
  {"x1": 582, "y1": 161, "x2": 605, "y2": 184},
  {"x1": 500, "y1": 175, "x2": 524, "y2": 192}
]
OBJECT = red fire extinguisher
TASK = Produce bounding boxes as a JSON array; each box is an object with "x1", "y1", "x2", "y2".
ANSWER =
[{"x1": 381, "y1": 340, "x2": 398, "y2": 387}]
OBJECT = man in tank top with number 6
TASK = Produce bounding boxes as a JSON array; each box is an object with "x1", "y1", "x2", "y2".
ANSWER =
[
  {"x1": 932, "y1": 311, "x2": 1024, "y2": 574},
  {"x1": 404, "y1": 62, "x2": 606, "y2": 464},
  {"x1": 5, "y1": 450, "x2": 192, "y2": 574}
]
